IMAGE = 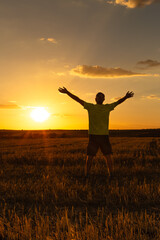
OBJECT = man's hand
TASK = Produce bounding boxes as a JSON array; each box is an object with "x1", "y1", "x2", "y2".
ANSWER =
[
  {"x1": 58, "y1": 87, "x2": 69, "y2": 94},
  {"x1": 58, "y1": 87, "x2": 84, "y2": 106},
  {"x1": 125, "y1": 91, "x2": 134, "y2": 99},
  {"x1": 116, "y1": 91, "x2": 134, "y2": 106}
]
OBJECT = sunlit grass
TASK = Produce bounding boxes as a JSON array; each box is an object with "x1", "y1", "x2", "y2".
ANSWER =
[{"x1": 0, "y1": 137, "x2": 160, "y2": 239}]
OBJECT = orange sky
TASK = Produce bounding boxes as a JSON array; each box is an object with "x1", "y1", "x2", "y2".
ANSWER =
[{"x1": 0, "y1": 0, "x2": 160, "y2": 130}]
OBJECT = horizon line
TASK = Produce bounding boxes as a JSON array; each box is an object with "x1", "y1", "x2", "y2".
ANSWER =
[{"x1": 0, "y1": 128, "x2": 160, "y2": 131}]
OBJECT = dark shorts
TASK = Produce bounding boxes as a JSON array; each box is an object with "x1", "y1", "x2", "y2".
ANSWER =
[{"x1": 87, "y1": 135, "x2": 113, "y2": 156}]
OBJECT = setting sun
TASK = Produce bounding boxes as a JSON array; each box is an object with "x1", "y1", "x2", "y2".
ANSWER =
[{"x1": 30, "y1": 108, "x2": 50, "y2": 122}]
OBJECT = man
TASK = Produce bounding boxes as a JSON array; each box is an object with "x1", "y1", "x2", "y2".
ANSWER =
[{"x1": 58, "y1": 87, "x2": 134, "y2": 177}]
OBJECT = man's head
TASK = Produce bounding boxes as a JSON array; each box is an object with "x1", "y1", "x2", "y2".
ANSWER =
[{"x1": 95, "y1": 92, "x2": 105, "y2": 104}]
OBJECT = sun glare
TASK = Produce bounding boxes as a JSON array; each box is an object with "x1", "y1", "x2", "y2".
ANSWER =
[{"x1": 30, "y1": 107, "x2": 50, "y2": 122}]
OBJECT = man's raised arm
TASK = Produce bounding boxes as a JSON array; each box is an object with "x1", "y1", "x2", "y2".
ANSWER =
[
  {"x1": 115, "y1": 91, "x2": 134, "y2": 105},
  {"x1": 58, "y1": 87, "x2": 84, "y2": 106}
]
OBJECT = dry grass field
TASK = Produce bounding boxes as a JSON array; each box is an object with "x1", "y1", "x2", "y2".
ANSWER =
[{"x1": 0, "y1": 136, "x2": 160, "y2": 239}]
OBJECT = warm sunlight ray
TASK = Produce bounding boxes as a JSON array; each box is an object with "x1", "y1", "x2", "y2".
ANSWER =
[{"x1": 30, "y1": 107, "x2": 50, "y2": 122}]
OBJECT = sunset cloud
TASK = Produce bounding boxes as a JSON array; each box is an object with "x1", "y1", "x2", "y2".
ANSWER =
[
  {"x1": 146, "y1": 95, "x2": 160, "y2": 100},
  {"x1": 70, "y1": 65, "x2": 147, "y2": 78},
  {"x1": 40, "y1": 37, "x2": 58, "y2": 44},
  {"x1": 107, "y1": 0, "x2": 160, "y2": 8},
  {"x1": 137, "y1": 59, "x2": 160, "y2": 68},
  {"x1": 111, "y1": 97, "x2": 121, "y2": 101},
  {"x1": 0, "y1": 104, "x2": 21, "y2": 109}
]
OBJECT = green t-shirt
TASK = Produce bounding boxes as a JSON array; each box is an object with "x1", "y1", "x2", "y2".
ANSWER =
[{"x1": 84, "y1": 102, "x2": 118, "y2": 135}]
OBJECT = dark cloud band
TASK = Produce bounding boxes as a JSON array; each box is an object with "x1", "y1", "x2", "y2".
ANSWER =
[{"x1": 137, "y1": 59, "x2": 160, "y2": 68}]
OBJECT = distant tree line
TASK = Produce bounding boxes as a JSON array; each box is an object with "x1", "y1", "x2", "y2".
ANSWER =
[{"x1": 0, "y1": 129, "x2": 160, "y2": 139}]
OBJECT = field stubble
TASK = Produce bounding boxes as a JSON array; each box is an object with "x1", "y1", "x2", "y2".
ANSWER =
[{"x1": 0, "y1": 137, "x2": 160, "y2": 239}]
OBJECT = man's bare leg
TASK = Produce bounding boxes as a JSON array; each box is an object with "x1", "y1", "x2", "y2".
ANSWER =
[
  {"x1": 104, "y1": 154, "x2": 114, "y2": 176},
  {"x1": 85, "y1": 155, "x2": 94, "y2": 176}
]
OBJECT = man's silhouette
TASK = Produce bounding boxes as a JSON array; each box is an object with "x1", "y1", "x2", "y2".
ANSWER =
[{"x1": 58, "y1": 87, "x2": 134, "y2": 177}]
